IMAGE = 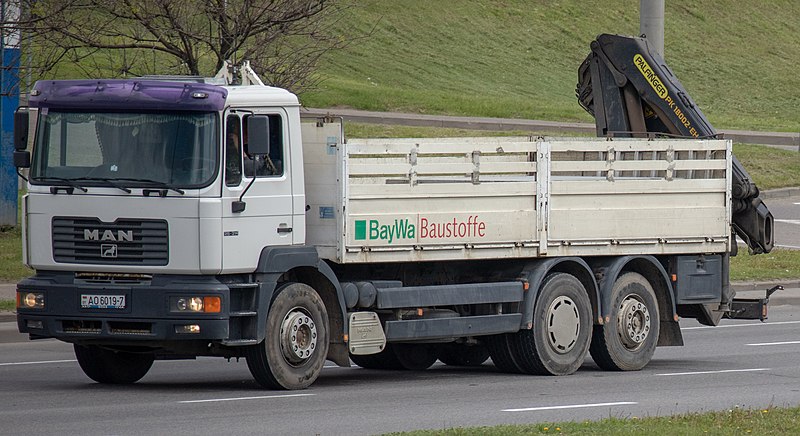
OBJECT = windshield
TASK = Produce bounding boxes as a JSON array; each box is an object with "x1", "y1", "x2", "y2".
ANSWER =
[{"x1": 30, "y1": 111, "x2": 219, "y2": 188}]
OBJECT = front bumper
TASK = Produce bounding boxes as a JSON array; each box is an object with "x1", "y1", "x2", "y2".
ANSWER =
[{"x1": 16, "y1": 273, "x2": 231, "y2": 343}]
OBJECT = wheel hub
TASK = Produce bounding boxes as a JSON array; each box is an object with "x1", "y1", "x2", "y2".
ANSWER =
[
  {"x1": 546, "y1": 296, "x2": 580, "y2": 354},
  {"x1": 280, "y1": 309, "x2": 318, "y2": 365},
  {"x1": 617, "y1": 295, "x2": 651, "y2": 350}
]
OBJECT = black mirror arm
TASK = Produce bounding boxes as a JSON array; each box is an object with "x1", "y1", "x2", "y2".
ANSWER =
[{"x1": 233, "y1": 175, "x2": 257, "y2": 213}]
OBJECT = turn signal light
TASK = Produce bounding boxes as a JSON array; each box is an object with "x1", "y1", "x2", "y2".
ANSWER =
[
  {"x1": 170, "y1": 295, "x2": 222, "y2": 313},
  {"x1": 203, "y1": 296, "x2": 221, "y2": 313}
]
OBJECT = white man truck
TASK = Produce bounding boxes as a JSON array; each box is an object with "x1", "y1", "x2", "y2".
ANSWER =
[{"x1": 13, "y1": 42, "x2": 775, "y2": 390}]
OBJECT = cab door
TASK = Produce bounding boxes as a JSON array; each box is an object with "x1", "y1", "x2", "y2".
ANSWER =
[{"x1": 221, "y1": 109, "x2": 294, "y2": 272}]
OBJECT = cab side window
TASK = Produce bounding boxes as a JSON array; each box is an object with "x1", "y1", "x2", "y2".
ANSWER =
[
  {"x1": 243, "y1": 114, "x2": 284, "y2": 178},
  {"x1": 225, "y1": 115, "x2": 243, "y2": 186}
]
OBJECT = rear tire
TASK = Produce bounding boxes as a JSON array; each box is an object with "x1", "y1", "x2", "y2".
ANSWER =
[
  {"x1": 486, "y1": 334, "x2": 524, "y2": 373},
  {"x1": 246, "y1": 283, "x2": 329, "y2": 390},
  {"x1": 392, "y1": 344, "x2": 437, "y2": 370},
  {"x1": 511, "y1": 273, "x2": 592, "y2": 375},
  {"x1": 350, "y1": 345, "x2": 404, "y2": 370},
  {"x1": 74, "y1": 344, "x2": 154, "y2": 384},
  {"x1": 437, "y1": 343, "x2": 490, "y2": 367},
  {"x1": 590, "y1": 272, "x2": 659, "y2": 371}
]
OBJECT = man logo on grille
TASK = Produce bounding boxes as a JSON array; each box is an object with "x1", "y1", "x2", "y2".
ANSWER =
[{"x1": 101, "y1": 244, "x2": 118, "y2": 258}]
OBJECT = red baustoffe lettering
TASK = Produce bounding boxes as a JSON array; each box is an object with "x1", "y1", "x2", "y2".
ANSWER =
[{"x1": 419, "y1": 215, "x2": 486, "y2": 239}]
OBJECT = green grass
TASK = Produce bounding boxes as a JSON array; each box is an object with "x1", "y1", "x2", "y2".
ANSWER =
[
  {"x1": 0, "y1": 299, "x2": 14, "y2": 312},
  {"x1": 0, "y1": 227, "x2": 28, "y2": 282},
  {"x1": 730, "y1": 248, "x2": 800, "y2": 282},
  {"x1": 386, "y1": 406, "x2": 800, "y2": 435},
  {"x1": 733, "y1": 143, "x2": 800, "y2": 191},
  {"x1": 305, "y1": 0, "x2": 800, "y2": 132}
]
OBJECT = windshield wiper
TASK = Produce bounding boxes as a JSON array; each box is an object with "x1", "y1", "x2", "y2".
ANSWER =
[
  {"x1": 72, "y1": 177, "x2": 132, "y2": 194},
  {"x1": 114, "y1": 178, "x2": 185, "y2": 195},
  {"x1": 31, "y1": 176, "x2": 88, "y2": 193}
]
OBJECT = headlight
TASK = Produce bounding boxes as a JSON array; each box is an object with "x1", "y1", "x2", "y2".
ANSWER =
[
  {"x1": 170, "y1": 296, "x2": 221, "y2": 313},
  {"x1": 17, "y1": 291, "x2": 44, "y2": 309}
]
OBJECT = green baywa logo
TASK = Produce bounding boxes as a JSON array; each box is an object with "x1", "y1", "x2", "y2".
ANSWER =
[{"x1": 354, "y1": 219, "x2": 416, "y2": 244}]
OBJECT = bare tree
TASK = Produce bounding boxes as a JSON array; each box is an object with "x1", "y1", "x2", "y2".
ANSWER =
[{"x1": 2, "y1": 0, "x2": 351, "y2": 94}]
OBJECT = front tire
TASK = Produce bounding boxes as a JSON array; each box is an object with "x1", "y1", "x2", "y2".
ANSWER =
[
  {"x1": 246, "y1": 283, "x2": 329, "y2": 390},
  {"x1": 73, "y1": 344, "x2": 154, "y2": 384},
  {"x1": 590, "y1": 272, "x2": 659, "y2": 371}
]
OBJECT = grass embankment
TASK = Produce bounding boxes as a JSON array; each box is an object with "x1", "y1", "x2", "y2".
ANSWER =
[
  {"x1": 309, "y1": 0, "x2": 800, "y2": 133},
  {"x1": 387, "y1": 406, "x2": 800, "y2": 435}
]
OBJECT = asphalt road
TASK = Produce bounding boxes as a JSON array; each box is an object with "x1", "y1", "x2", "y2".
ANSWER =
[
  {"x1": 768, "y1": 193, "x2": 800, "y2": 250},
  {"x1": 2, "y1": 302, "x2": 799, "y2": 435}
]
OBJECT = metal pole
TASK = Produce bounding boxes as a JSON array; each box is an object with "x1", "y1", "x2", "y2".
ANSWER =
[{"x1": 640, "y1": 0, "x2": 665, "y2": 58}]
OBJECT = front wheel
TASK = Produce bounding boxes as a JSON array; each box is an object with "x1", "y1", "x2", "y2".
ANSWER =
[
  {"x1": 246, "y1": 283, "x2": 329, "y2": 390},
  {"x1": 590, "y1": 272, "x2": 659, "y2": 371},
  {"x1": 74, "y1": 344, "x2": 154, "y2": 384}
]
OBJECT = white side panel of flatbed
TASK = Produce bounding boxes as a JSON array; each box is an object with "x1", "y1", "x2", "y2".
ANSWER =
[{"x1": 300, "y1": 121, "x2": 732, "y2": 264}]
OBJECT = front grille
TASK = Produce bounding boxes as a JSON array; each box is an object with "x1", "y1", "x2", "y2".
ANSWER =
[
  {"x1": 75, "y1": 272, "x2": 153, "y2": 285},
  {"x1": 53, "y1": 217, "x2": 168, "y2": 266}
]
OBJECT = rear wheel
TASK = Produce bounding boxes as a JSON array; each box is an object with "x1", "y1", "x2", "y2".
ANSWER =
[
  {"x1": 74, "y1": 344, "x2": 154, "y2": 384},
  {"x1": 590, "y1": 272, "x2": 659, "y2": 371},
  {"x1": 437, "y1": 343, "x2": 490, "y2": 367},
  {"x1": 511, "y1": 273, "x2": 592, "y2": 375},
  {"x1": 392, "y1": 344, "x2": 438, "y2": 370},
  {"x1": 246, "y1": 283, "x2": 329, "y2": 390},
  {"x1": 486, "y1": 334, "x2": 524, "y2": 373},
  {"x1": 350, "y1": 345, "x2": 404, "y2": 370}
]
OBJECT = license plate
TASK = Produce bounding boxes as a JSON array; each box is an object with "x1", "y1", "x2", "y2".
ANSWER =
[{"x1": 81, "y1": 294, "x2": 126, "y2": 309}]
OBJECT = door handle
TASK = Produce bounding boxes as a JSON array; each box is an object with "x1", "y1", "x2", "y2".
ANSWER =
[{"x1": 277, "y1": 227, "x2": 293, "y2": 234}]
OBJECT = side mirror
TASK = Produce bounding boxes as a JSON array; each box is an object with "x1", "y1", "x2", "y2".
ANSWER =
[
  {"x1": 246, "y1": 115, "x2": 271, "y2": 156},
  {"x1": 14, "y1": 151, "x2": 31, "y2": 168},
  {"x1": 14, "y1": 108, "x2": 29, "y2": 151}
]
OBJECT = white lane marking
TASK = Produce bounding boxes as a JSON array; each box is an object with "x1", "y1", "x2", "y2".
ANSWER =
[
  {"x1": 682, "y1": 320, "x2": 800, "y2": 331},
  {"x1": 775, "y1": 219, "x2": 800, "y2": 225},
  {"x1": 0, "y1": 359, "x2": 76, "y2": 367},
  {"x1": 179, "y1": 393, "x2": 314, "y2": 404},
  {"x1": 657, "y1": 368, "x2": 770, "y2": 376},
  {"x1": 502, "y1": 401, "x2": 637, "y2": 412},
  {"x1": 776, "y1": 244, "x2": 800, "y2": 249},
  {"x1": 747, "y1": 340, "x2": 800, "y2": 347}
]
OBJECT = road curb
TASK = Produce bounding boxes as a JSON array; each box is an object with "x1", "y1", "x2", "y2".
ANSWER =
[
  {"x1": 761, "y1": 187, "x2": 800, "y2": 200},
  {"x1": 303, "y1": 107, "x2": 800, "y2": 148}
]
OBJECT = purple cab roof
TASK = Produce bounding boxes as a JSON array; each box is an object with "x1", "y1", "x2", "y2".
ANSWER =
[{"x1": 29, "y1": 79, "x2": 227, "y2": 112}]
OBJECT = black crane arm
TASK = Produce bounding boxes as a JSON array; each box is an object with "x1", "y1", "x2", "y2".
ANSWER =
[{"x1": 576, "y1": 34, "x2": 774, "y2": 254}]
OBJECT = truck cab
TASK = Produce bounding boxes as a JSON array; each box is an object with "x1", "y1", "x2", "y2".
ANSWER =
[{"x1": 15, "y1": 76, "x2": 348, "y2": 389}]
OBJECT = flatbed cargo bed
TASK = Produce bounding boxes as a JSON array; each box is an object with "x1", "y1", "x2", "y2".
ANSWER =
[{"x1": 302, "y1": 121, "x2": 731, "y2": 264}]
